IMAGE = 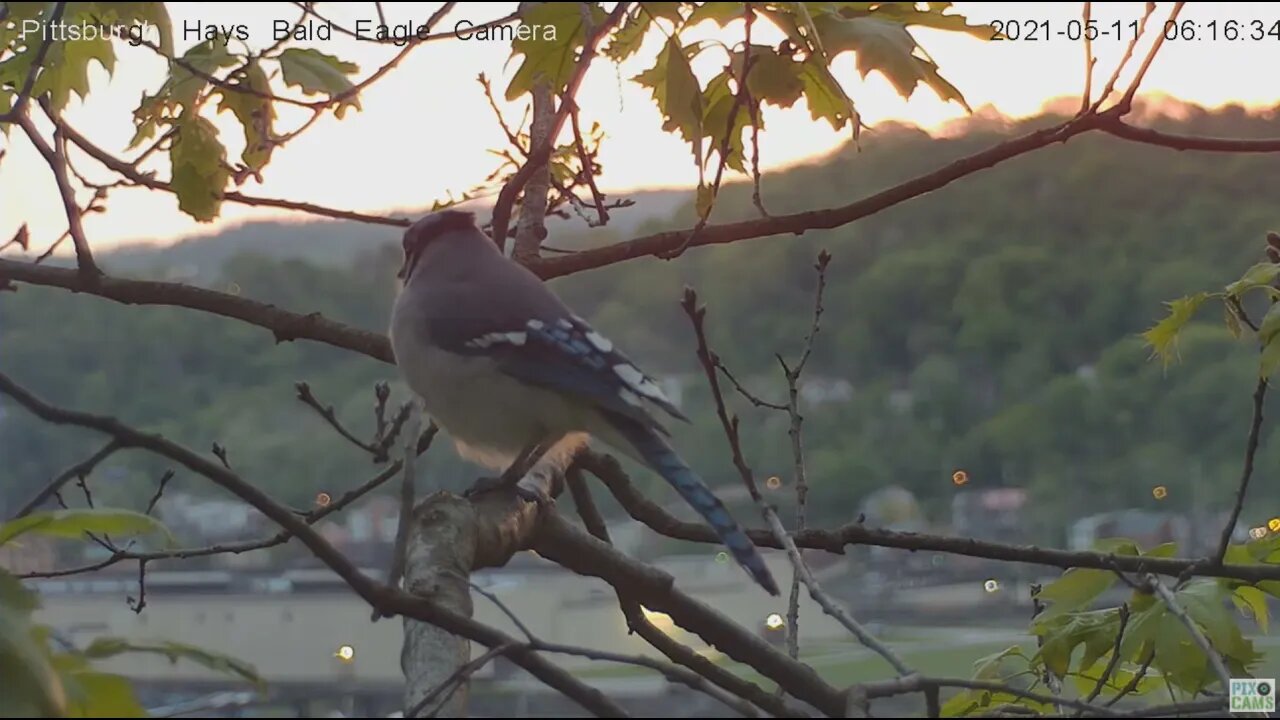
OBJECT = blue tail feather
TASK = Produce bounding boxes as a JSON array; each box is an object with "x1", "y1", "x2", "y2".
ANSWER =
[{"x1": 605, "y1": 414, "x2": 779, "y2": 596}]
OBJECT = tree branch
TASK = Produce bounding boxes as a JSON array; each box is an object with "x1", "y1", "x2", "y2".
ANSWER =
[
  {"x1": 489, "y1": 2, "x2": 631, "y2": 248},
  {"x1": 0, "y1": 259, "x2": 394, "y2": 362},
  {"x1": 15, "y1": 112, "x2": 101, "y2": 277},
  {"x1": 577, "y1": 451, "x2": 1280, "y2": 584},
  {"x1": 0, "y1": 3, "x2": 66, "y2": 124},
  {"x1": 533, "y1": 512, "x2": 847, "y2": 717},
  {"x1": 1214, "y1": 375, "x2": 1267, "y2": 565},
  {"x1": 12, "y1": 441, "x2": 121, "y2": 519},
  {"x1": 1143, "y1": 575, "x2": 1232, "y2": 693},
  {"x1": 0, "y1": 370, "x2": 624, "y2": 718}
]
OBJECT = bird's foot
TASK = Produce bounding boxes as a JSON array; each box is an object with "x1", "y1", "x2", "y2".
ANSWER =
[
  {"x1": 462, "y1": 475, "x2": 512, "y2": 499},
  {"x1": 514, "y1": 482, "x2": 554, "y2": 509},
  {"x1": 462, "y1": 475, "x2": 553, "y2": 508}
]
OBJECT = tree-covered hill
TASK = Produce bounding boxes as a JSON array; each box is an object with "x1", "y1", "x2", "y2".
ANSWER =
[{"x1": 5, "y1": 100, "x2": 1280, "y2": 552}]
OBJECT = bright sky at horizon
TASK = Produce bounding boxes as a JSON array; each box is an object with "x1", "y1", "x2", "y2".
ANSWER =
[{"x1": 3, "y1": 2, "x2": 1280, "y2": 253}]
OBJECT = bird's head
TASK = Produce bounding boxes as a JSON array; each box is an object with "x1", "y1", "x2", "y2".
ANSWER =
[{"x1": 397, "y1": 209, "x2": 480, "y2": 281}]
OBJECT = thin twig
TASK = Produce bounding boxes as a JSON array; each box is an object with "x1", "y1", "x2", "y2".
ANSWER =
[
  {"x1": 489, "y1": 2, "x2": 631, "y2": 248},
  {"x1": 1117, "y1": 3, "x2": 1183, "y2": 113},
  {"x1": 1144, "y1": 574, "x2": 1232, "y2": 692},
  {"x1": 781, "y1": 251, "x2": 830, "y2": 662},
  {"x1": 1077, "y1": 604, "x2": 1131, "y2": 713},
  {"x1": 374, "y1": 404, "x2": 420, "y2": 621},
  {"x1": 0, "y1": 3, "x2": 67, "y2": 123},
  {"x1": 408, "y1": 643, "x2": 521, "y2": 718},
  {"x1": 1079, "y1": 2, "x2": 1094, "y2": 114},
  {"x1": 1105, "y1": 649, "x2": 1154, "y2": 707},
  {"x1": 145, "y1": 470, "x2": 176, "y2": 516},
  {"x1": 1089, "y1": 2, "x2": 1155, "y2": 114},
  {"x1": 12, "y1": 441, "x2": 121, "y2": 519},
  {"x1": 16, "y1": 113, "x2": 101, "y2": 277},
  {"x1": 685, "y1": 282, "x2": 912, "y2": 676},
  {"x1": 1213, "y1": 376, "x2": 1267, "y2": 565}
]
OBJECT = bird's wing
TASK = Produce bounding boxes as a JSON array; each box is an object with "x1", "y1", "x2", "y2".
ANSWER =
[{"x1": 426, "y1": 313, "x2": 688, "y2": 433}]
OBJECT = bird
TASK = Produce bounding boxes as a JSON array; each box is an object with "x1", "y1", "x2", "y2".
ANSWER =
[{"x1": 388, "y1": 209, "x2": 779, "y2": 596}]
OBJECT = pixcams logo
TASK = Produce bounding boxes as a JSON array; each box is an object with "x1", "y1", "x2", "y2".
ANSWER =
[{"x1": 1230, "y1": 678, "x2": 1276, "y2": 712}]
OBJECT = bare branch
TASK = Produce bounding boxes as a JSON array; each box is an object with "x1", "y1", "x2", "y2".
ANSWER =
[
  {"x1": 15, "y1": 113, "x2": 101, "y2": 277},
  {"x1": 12, "y1": 441, "x2": 121, "y2": 519},
  {"x1": 534, "y1": 512, "x2": 847, "y2": 716},
  {"x1": 1089, "y1": 2, "x2": 1155, "y2": 114},
  {"x1": 1213, "y1": 375, "x2": 1267, "y2": 565},
  {"x1": 1101, "y1": 121, "x2": 1280, "y2": 152},
  {"x1": 577, "y1": 451, "x2": 1280, "y2": 584},
  {"x1": 1144, "y1": 575, "x2": 1232, "y2": 692},
  {"x1": 489, "y1": 3, "x2": 631, "y2": 248},
  {"x1": 0, "y1": 370, "x2": 624, "y2": 717},
  {"x1": 1079, "y1": 2, "x2": 1094, "y2": 114},
  {"x1": 0, "y1": 3, "x2": 66, "y2": 123},
  {"x1": 0, "y1": 259, "x2": 394, "y2": 362},
  {"x1": 50, "y1": 115, "x2": 410, "y2": 227},
  {"x1": 1117, "y1": 3, "x2": 1183, "y2": 113}
]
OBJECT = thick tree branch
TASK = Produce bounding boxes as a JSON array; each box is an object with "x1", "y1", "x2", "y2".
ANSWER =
[
  {"x1": 0, "y1": 259, "x2": 394, "y2": 362},
  {"x1": 533, "y1": 512, "x2": 847, "y2": 717},
  {"x1": 565, "y1": 469, "x2": 805, "y2": 718}
]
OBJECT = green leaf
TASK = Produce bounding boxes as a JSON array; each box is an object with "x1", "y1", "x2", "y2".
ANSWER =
[
  {"x1": 1034, "y1": 609, "x2": 1121, "y2": 678},
  {"x1": 0, "y1": 605, "x2": 65, "y2": 718},
  {"x1": 809, "y1": 14, "x2": 970, "y2": 110},
  {"x1": 701, "y1": 72, "x2": 751, "y2": 172},
  {"x1": 506, "y1": 2, "x2": 606, "y2": 100},
  {"x1": 1232, "y1": 585, "x2": 1270, "y2": 633},
  {"x1": 84, "y1": 637, "x2": 265, "y2": 691},
  {"x1": 798, "y1": 59, "x2": 859, "y2": 135},
  {"x1": 685, "y1": 2, "x2": 744, "y2": 28},
  {"x1": 695, "y1": 183, "x2": 715, "y2": 220},
  {"x1": 1262, "y1": 335, "x2": 1280, "y2": 378},
  {"x1": 0, "y1": 509, "x2": 174, "y2": 547},
  {"x1": 1144, "y1": 542, "x2": 1179, "y2": 559},
  {"x1": 939, "y1": 688, "x2": 981, "y2": 717},
  {"x1": 1259, "y1": 302, "x2": 1280, "y2": 345},
  {"x1": 1142, "y1": 291, "x2": 1211, "y2": 366},
  {"x1": 277, "y1": 48, "x2": 360, "y2": 117},
  {"x1": 739, "y1": 46, "x2": 805, "y2": 109},
  {"x1": 170, "y1": 113, "x2": 231, "y2": 222},
  {"x1": 1034, "y1": 568, "x2": 1118, "y2": 623},
  {"x1": 606, "y1": 7, "x2": 653, "y2": 62},
  {"x1": 860, "y1": 3, "x2": 999, "y2": 40},
  {"x1": 0, "y1": 569, "x2": 38, "y2": 615},
  {"x1": 1226, "y1": 304, "x2": 1244, "y2": 339},
  {"x1": 216, "y1": 60, "x2": 277, "y2": 171},
  {"x1": 61, "y1": 670, "x2": 146, "y2": 718},
  {"x1": 635, "y1": 37, "x2": 705, "y2": 165},
  {"x1": 971, "y1": 645, "x2": 1027, "y2": 680},
  {"x1": 1226, "y1": 262, "x2": 1280, "y2": 297}
]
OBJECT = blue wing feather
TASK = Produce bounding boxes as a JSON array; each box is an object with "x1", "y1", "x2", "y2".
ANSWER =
[{"x1": 428, "y1": 314, "x2": 687, "y2": 433}]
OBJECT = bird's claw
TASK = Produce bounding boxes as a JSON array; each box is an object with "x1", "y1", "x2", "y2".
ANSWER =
[
  {"x1": 514, "y1": 483, "x2": 554, "y2": 508},
  {"x1": 463, "y1": 475, "x2": 510, "y2": 499}
]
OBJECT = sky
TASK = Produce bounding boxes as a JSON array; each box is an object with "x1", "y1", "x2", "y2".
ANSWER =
[{"x1": 3, "y1": 1, "x2": 1280, "y2": 252}]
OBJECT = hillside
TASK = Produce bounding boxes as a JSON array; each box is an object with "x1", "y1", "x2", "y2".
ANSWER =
[{"x1": 5, "y1": 101, "x2": 1280, "y2": 554}]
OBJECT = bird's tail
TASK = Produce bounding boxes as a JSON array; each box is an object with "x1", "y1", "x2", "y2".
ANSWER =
[{"x1": 602, "y1": 414, "x2": 780, "y2": 596}]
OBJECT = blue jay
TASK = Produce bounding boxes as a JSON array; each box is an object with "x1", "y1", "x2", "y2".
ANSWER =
[{"x1": 388, "y1": 210, "x2": 779, "y2": 596}]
